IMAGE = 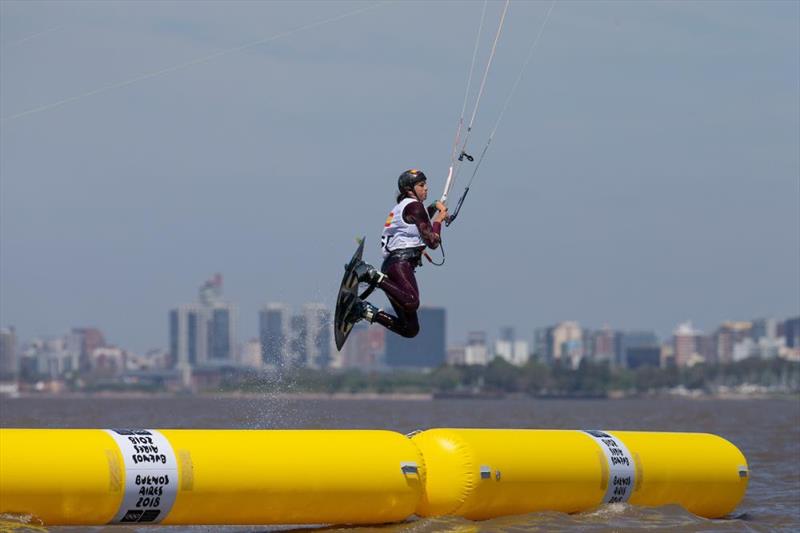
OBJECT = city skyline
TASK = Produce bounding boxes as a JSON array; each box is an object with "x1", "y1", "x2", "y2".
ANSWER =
[
  {"x1": 6, "y1": 306, "x2": 799, "y2": 357},
  {"x1": 4, "y1": 273, "x2": 797, "y2": 365},
  {"x1": 2, "y1": 307, "x2": 797, "y2": 395},
  {"x1": 3, "y1": 274, "x2": 798, "y2": 356}
]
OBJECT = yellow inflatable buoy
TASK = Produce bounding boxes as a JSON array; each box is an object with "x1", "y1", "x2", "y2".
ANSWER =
[
  {"x1": 0, "y1": 427, "x2": 747, "y2": 525},
  {"x1": 411, "y1": 428, "x2": 748, "y2": 520},
  {"x1": 0, "y1": 429, "x2": 424, "y2": 525}
]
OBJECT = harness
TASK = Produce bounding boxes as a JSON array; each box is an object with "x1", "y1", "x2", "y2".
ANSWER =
[{"x1": 384, "y1": 246, "x2": 425, "y2": 268}]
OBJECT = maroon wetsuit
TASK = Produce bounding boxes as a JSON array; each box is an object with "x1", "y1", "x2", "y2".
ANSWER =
[{"x1": 373, "y1": 201, "x2": 441, "y2": 338}]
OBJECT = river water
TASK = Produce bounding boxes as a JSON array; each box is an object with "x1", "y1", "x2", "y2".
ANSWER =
[{"x1": 1, "y1": 395, "x2": 798, "y2": 532}]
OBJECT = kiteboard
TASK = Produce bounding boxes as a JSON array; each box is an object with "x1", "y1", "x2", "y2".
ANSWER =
[{"x1": 334, "y1": 238, "x2": 379, "y2": 351}]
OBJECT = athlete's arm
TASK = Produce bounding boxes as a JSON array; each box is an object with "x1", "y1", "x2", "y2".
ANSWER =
[
  {"x1": 403, "y1": 200, "x2": 441, "y2": 249},
  {"x1": 431, "y1": 201, "x2": 449, "y2": 224}
]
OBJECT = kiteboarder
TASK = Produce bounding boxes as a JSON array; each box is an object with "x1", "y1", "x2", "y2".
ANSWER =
[{"x1": 348, "y1": 169, "x2": 448, "y2": 338}]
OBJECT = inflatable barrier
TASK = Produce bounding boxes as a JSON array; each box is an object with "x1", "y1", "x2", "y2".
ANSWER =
[
  {"x1": 0, "y1": 428, "x2": 748, "y2": 525},
  {"x1": 0, "y1": 429, "x2": 424, "y2": 525},
  {"x1": 411, "y1": 429, "x2": 749, "y2": 520}
]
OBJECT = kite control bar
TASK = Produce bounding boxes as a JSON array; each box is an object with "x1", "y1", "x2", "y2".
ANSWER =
[{"x1": 445, "y1": 186, "x2": 470, "y2": 226}]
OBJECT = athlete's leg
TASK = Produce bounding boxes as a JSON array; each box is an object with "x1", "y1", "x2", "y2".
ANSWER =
[
  {"x1": 350, "y1": 294, "x2": 419, "y2": 338},
  {"x1": 377, "y1": 260, "x2": 420, "y2": 313},
  {"x1": 373, "y1": 295, "x2": 420, "y2": 338},
  {"x1": 367, "y1": 259, "x2": 420, "y2": 338}
]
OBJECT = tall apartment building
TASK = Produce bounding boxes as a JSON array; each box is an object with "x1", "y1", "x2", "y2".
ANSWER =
[
  {"x1": 617, "y1": 331, "x2": 659, "y2": 368},
  {"x1": 21, "y1": 337, "x2": 78, "y2": 378},
  {"x1": 169, "y1": 274, "x2": 237, "y2": 369},
  {"x1": 751, "y1": 318, "x2": 778, "y2": 342},
  {"x1": 673, "y1": 321, "x2": 702, "y2": 367},
  {"x1": 446, "y1": 345, "x2": 467, "y2": 365},
  {"x1": 534, "y1": 327, "x2": 551, "y2": 361},
  {"x1": 590, "y1": 326, "x2": 617, "y2": 363},
  {"x1": 783, "y1": 316, "x2": 800, "y2": 349},
  {"x1": 68, "y1": 327, "x2": 106, "y2": 371},
  {"x1": 535, "y1": 321, "x2": 584, "y2": 366},
  {"x1": 263, "y1": 303, "x2": 333, "y2": 369},
  {"x1": 695, "y1": 334, "x2": 716, "y2": 363},
  {"x1": 304, "y1": 303, "x2": 332, "y2": 369},
  {"x1": 552, "y1": 321, "x2": 583, "y2": 368},
  {"x1": 714, "y1": 321, "x2": 752, "y2": 364},
  {"x1": 341, "y1": 323, "x2": 385, "y2": 369},
  {"x1": 240, "y1": 339, "x2": 263, "y2": 369},
  {"x1": 626, "y1": 347, "x2": 661, "y2": 368},
  {"x1": 493, "y1": 327, "x2": 529, "y2": 366},
  {"x1": 288, "y1": 313, "x2": 307, "y2": 366},
  {"x1": 464, "y1": 330, "x2": 490, "y2": 366},
  {"x1": 259, "y1": 303, "x2": 289, "y2": 367}
]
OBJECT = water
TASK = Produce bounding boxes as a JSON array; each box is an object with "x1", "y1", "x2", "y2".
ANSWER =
[{"x1": 1, "y1": 395, "x2": 798, "y2": 532}]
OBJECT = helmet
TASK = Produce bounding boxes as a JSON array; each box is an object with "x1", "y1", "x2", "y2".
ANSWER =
[{"x1": 398, "y1": 169, "x2": 427, "y2": 193}]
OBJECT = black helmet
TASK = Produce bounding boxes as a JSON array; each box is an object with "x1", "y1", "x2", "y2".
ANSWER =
[{"x1": 398, "y1": 169, "x2": 427, "y2": 193}]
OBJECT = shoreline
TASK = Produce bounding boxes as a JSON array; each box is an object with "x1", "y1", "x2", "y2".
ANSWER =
[{"x1": 2, "y1": 390, "x2": 797, "y2": 401}]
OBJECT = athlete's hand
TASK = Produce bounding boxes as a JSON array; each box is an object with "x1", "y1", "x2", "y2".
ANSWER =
[{"x1": 433, "y1": 202, "x2": 449, "y2": 223}]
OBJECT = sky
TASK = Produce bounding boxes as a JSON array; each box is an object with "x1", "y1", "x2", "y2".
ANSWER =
[{"x1": 1, "y1": 0, "x2": 798, "y2": 352}]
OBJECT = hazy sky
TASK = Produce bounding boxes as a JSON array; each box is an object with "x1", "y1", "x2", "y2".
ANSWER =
[{"x1": 1, "y1": 0, "x2": 798, "y2": 352}]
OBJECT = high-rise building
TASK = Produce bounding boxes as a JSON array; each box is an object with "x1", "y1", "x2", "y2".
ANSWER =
[
  {"x1": 751, "y1": 318, "x2": 778, "y2": 342},
  {"x1": 591, "y1": 326, "x2": 617, "y2": 363},
  {"x1": 618, "y1": 331, "x2": 659, "y2": 368},
  {"x1": 695, "y1": 334, "x2": 715, "y2": 363},
  {"x1": 493, "y1": 327, "x2": 528, "y2": 366},
  {"x1": 0, "y1": 327, "x2": 17, "y2": 381},
  {"x1": 446, "y1": 345, "x2": 467, "y2": 365},
  {"x1": 714, "y1": 322, "x2": 752, "y2": 364},
  {"x1": 494, "y1": 339, "x2": 529, "y2": 366},
  {"x1": 385, "y1": 307, "x2": 446, "y2": 368},
  {"x1": 304, "y1": 303, "x2": 332, "y2": 369},
  {"x1": 208, "y1": 306, "x2": 235, "y2": 362},
  {"x1": 464, "y1": 330, "x2": 490, "y2": 365},
  {"x1": 259, "y1": 303, "x2": 289, "y2": 367},
  {"x1": 199, "y1": 273, "x2": 223, "y2": 305},
  {"x1": 170, "y1": 304, "x2": 204, "y2": 368},
  {"x1": 732, "y1": 338, "x2": 759, "y2": 361},
  {"x1": 534, "y1": 328, "x2": 552, "y2": 361},
  {"x1": 673, "y1": 321, "x2": 702, "y2": 367},
  {"x1": 499, "y1": 327, "x2": 515, "y2": 343},
  {"x1": 89, "y1": 346, "x2": 126, "y2": 376},
  {"x1": 783, "y1": 317, "x2": 800, "y2": 349},
  {"x1": 68, "y1": 327, "x2": 106, "y2": 371},
  {"x1": 551, "y1": 321, "x2": 583, "y2": 368},
  {"x1": 626, "y1": 346, "x2": 661, "y2": 369},
  {"x1": 288, "y1": 314, "x2": 307, "y2": 366},
  {"x1": 341, "y1": 323, "x2": 385, "y2": 369},
  {"x1": 240, "y1": 339, "x2": 263, "y2": 369},
  {"x1": 22, "y1": 337, "x2": 78, "y2": 378},
  {"x1": 169, "y1": 274, "x2": 237, "y2": 369}
]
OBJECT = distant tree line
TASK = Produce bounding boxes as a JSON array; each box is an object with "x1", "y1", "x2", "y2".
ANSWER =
[{"x1": 226, "y1": 357, "x2": 800, "y2": 397}]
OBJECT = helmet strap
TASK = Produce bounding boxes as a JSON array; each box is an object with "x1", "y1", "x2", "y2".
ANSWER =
[{"x1": 408, "y1": 182, "x2": 424, "y2": 202}]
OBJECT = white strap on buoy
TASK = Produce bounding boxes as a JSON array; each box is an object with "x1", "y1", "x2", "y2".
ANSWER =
[
  {"x1": 104, "y1": 429, "x2": 179, "y2": 524},
  {"x1": 582, "y1": 430, "x2": 636, "y2": 505}
]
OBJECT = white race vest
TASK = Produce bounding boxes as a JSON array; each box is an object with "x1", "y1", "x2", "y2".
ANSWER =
[{"x1": 381, "y1": 198, "x2": 425, "y2": 257}]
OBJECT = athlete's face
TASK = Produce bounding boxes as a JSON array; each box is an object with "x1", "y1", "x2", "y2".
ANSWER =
[{"x1": 413, "y1": 180, "x2": 428, "y2": 201}]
